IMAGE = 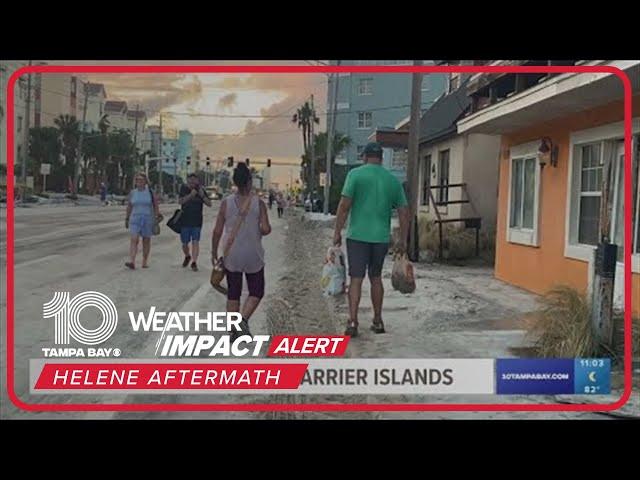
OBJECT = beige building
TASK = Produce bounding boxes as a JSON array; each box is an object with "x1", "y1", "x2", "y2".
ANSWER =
[
  {"x1": 0, "y1": 61, "x2": 29, "y2": 169},
  {"x1": 34, "y1": 73, "x2": 90, "y2": 128},
  {"x1": 398, "y1": 79, "x2": 501, "y2": 234},
  {"x1": 85, "y1": 83, "x2": 107, "y2": 132},
  {"x1": 103, "y1": 100, "x2": 128, "y2": 130}
]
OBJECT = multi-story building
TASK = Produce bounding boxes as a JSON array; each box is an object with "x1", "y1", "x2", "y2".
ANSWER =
[
  {"x1": 145, "y1": 125, "x2": 161, "y2": 157},
  {"x1": 0, "y1": 61, "x2": 29, "y2": 170},
  {"x1": 33, "y1": 72, "x2": 90, "y2": 129},
  {"x1": 84, "y1": 82, "x2": 107, "y2": 132},
  {"x1": 326, "y1": 60, "x2": 447, "y2": 180},
  {"x1": 103, "y1": 100, "x2": 128, "y2": 130},
  {"x1": 1, "y1": 64, "x2": 104, "y2": 173},
  {"x1": 161, "y1": 136, "x2": 178, "y2": 175},
  {"x1": 177, "y1": 129, "x2": 193, "y2": 176}
]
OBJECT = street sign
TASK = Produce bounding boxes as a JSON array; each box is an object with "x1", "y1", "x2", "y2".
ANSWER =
[
  {"x1": 40, "y1": 163, "x2": 51, "y2": 175},
  {"x1": 26, "y1": 176, "x2": 34, "y2": 189},
  {"x1": 319, "y1": 172, "x2": 326, "y2": 187}
]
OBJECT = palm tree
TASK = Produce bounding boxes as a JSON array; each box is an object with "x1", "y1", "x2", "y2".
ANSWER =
[
  {"x1": 292, "y1": 101, "x2": 319, "y2": 191},
  {"x1": 312, "y1": 131, "x2": 351, "y2": 172},
  {"x1": 29, "y1": 127, "x2": 60, "y2": 191},
  {"x1": 54, "y1": 114, "x2": 80, "y2": 191},
  {"x1": 292, "y1": 101, "x2": 319, "y2": 152}
]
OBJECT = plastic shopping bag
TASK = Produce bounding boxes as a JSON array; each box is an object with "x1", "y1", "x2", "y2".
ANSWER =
[
  {"x1": 320, "y1": 246, "x2": 346, "y2": 296},
  {"x1": 391, "y1": 253, "x2": 416, "y2": 294}
]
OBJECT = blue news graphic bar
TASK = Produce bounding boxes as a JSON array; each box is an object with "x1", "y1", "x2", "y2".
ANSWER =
[
  {"x1": 496, "y1": 359, "x2": 574, "y2": 394},
  {"x1": 495, "y1": 358, "x2": 611, "y2": 395},
  {"x1": 573, "y1": 358, "x2": 611, "y2": 394}
]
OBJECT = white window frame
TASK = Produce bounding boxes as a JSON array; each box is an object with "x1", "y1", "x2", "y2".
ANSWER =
[
  {"x1": 358, "y1": 78, "x2": 373, "y2": 96},
  {"x1": 357, "y1": 112, "x2": 372, "y2": 129},
  {"x1": 506, "y1": 141, "x2": 542, "y2": 247},
  {"x1": 565, "y1": 119, "x2": 640, "y2": 273}
]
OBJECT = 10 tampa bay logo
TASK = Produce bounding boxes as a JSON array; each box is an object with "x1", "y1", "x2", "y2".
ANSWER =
[{"x1": 41, "y1": 291, "x2": 121, "y2": 358}]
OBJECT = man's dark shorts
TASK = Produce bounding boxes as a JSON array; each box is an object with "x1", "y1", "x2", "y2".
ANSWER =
[{"x1": 346, "y1": 238, "x2": 389, "y2": 278}]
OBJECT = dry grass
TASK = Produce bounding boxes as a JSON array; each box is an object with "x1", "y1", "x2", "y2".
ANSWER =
[
  {"x1": 528, "y1": 286, "x2": 599, "y2": 358},
  {"x1": 615, "y1": 314, "x2": 640, "y2": 359},
  {"x1": 418, "y1": 217, "x2": 495, "y2": 262}
]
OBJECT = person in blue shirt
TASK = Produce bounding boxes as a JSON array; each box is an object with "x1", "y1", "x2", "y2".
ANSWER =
[{"x1": 125, "y1": 173, "x2": 161, "y2": 270}]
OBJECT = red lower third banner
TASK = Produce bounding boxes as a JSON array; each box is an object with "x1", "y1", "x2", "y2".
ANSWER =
[{"x1": 34, "y1": 363, "x2": 308, "y2": 390}]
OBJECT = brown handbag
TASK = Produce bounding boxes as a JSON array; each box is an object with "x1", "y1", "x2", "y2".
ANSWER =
[{"x1": 210, "y1": 195, "x2": 253, "y2": 294}]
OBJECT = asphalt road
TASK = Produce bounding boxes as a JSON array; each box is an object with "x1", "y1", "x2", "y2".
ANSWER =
[{"x1": 0, "y1": 201, "x2": 288, "y2": 419}]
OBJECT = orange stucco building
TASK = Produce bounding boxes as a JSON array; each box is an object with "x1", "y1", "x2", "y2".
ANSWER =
[{"x1": 457, "y1": 62, "x2": 640, "y2": 316}]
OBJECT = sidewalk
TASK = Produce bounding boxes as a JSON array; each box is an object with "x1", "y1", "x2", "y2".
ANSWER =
[{"x1": 298, "y1": 213, "x2": 635, "y2": 419}]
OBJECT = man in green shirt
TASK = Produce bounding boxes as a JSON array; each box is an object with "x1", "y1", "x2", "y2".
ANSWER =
[{"x1": 333, "y1": 142, "x2": 410, "y2": 337}]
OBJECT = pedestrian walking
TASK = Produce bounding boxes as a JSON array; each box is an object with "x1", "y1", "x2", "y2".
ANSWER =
[
  {"x1": 268, "y1": 190, "x2": 275, "y2": 210},
  {"x1": 179, "y1": 173, "x2": 212, "y2": 272},
  {"x1": 333, "y1": 142, "x2": 410, "y2": 337},
  {"x1": 99, "y1": 182, "x2": 107, "y2": 205},
  {"x1": 125, "y1": 173, "x2": 162, "y2": 270},
  {"x1": 276, "y1": 192, "x2": 285, "y2": 218},
  {"x1": 211, "y1": 162, "x2": 271, "y2": 339}
]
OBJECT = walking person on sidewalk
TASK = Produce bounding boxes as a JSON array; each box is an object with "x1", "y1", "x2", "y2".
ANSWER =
[
  {"x1": 179, "y1": 173, "x2": 212, "y2": 271},
  {"x1": 99, "y1": 182, "x2": 108, "y2": 206},
  {"x1": 211, "y1": 162, "x2": 271, "y2": 339},
  {"x1": 125, "y1": 173, "x2": 161, "y2": 270},
  {"x1": 333, "y1": 142, "x2": 410, "y2": 337},
  {"x1": 268, "y1": 190, "x2": 275, "y2": 210},
  {"x1": 276, "y1": 192, "x2": 285, "y2": 218}
]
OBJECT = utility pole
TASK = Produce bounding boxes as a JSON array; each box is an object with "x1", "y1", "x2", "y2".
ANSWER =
[
  {"x1": 132, "y1": 104, "x2": 140, "y2": 174},
  {"x1": 407, "y1": 60, "x2": 423, "y2": 262},
  {"x1": 21, "y1": 60, "x2": 32, "y2": 186},
  {"x1": 173, "y1": 158, "x2": 177, "y2": 198},
  {"x1": 310, "y1": 94, "x2": 316, "y2": 205},
  {"x1": 591, "y1": 149, "x2": 617, "y2": 350},
  {"x1": 324, "y1": 61, "x2": 340, "y2": 215},
  {"x1": 74, "y1": 81, "x2": 89, "y2": 194},
  {"x1": 158, "y1": 113, "x2": 164, "y2": 197}
]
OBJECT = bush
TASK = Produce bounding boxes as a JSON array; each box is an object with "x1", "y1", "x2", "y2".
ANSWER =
[{"x1": 528, "y1": 286, "x2": 599, "y2": 358}]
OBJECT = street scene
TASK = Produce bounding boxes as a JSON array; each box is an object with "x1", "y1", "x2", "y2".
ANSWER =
[{"x1": 1, "y1": 60, "x2": 639, "y2": 419}]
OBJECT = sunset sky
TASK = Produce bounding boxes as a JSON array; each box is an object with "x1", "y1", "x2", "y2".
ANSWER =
[{"x1": 64, "y1": 61, "x2": 330, "y2": 184}]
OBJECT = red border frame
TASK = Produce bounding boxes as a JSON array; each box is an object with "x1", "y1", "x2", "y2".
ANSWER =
[{"x1": 4, "y1": 63, "x2": 634, "y2": 412}]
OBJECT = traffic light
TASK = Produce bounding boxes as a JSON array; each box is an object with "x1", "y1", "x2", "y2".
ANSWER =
[
  {"x1": 245, "y1": 158, "x2": 250, "y2": 167},
  {"x1": 227, "y1": 156, "x2": 234, "y2": 168},
  {"x1": 267, "y1": 158, "x2": 271, "y2": 168}
]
